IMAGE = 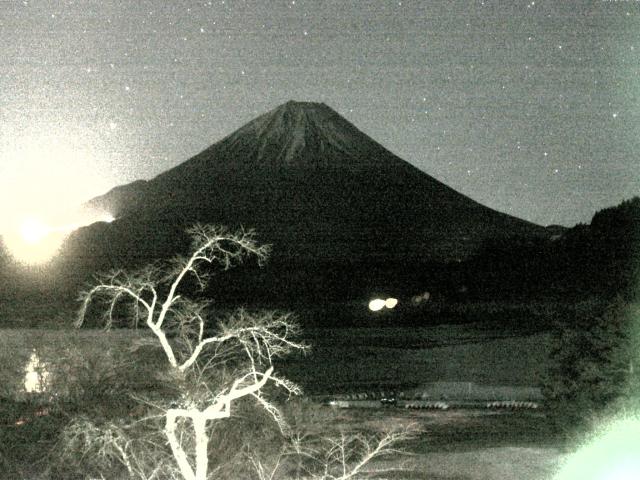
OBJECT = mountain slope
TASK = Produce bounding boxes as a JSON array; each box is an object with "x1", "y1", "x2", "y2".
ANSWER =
[{"x1": 80, "y1": 101, "x2": 544, "y2": 271}]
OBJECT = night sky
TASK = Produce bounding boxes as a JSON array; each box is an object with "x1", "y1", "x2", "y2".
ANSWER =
[{"x1": 1, "y1": 0, "x2": 638, "y2": 228}]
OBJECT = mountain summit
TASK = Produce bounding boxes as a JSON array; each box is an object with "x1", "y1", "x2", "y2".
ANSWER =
[
  {"x1": 78, "y1": 101, "x2": 545, "y2": 286},
  {"x1": 214, "y1": 100, "x2": 404, "y2": 170},
  {"x1": 87, "y1": 100, "x2": 414, "y2": 218}
]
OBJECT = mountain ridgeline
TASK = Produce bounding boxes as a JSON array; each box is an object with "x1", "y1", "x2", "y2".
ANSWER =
[{"x1": 464, "y1": 197, "x2": 640, "y2": 300}]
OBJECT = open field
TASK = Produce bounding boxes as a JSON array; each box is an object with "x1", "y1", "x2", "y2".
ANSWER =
[
  {"x1": 371, "y1": 446, "x2": 565, "y2": 480},
  {"x1": 281, "y1": 324, "x2": 551, "y2": 394},
  {"x1": 0, "y1": 323, "x2": 551, "y2": 398},
  {"x1": 329, "y1": 407, "x2": 566, "y2": 480},
  {"x1": 0, "y1": 312, "x2": 557, "y2": 479},
  {"x1": 1, "y1": 396, "x2": 567, "y2": 480}
]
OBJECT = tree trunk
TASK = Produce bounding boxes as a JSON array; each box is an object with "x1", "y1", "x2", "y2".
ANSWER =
[
  {"x1": 193, "y1": 414, "x2": 209, "y2": 480},
  {"x1": 166, "y1": 410, "x2": 196, "y2": 480}
]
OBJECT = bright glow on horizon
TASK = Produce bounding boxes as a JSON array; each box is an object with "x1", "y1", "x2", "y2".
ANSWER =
[
  {"x1": 2, "y1": 210, "x2": 115, "y2": 265},
  {"x1": 0, "y1": 129, "x2": 114, "y2": 232},
  {"x1": 19, "y1": 217, "x2": 50, "y2": 245},
  {"x1": 4, "y1": 216, "x2": 65, "y2": 265},
  {"x1": 0, "y1": 128, "x2": 116, "y2": 265}
]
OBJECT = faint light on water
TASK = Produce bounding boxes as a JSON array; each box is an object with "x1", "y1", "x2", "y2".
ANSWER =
[
  {"x1": 24, "y1": 350, "x2": 50, "y2": 394},
  {"x1": 555, "y1": 416, "x2": 640, "y2": 480}
]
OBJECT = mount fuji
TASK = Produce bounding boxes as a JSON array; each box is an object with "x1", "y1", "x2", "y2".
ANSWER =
[{"x1": 62, "y1": 101, "x2": 548, "y2": 303}]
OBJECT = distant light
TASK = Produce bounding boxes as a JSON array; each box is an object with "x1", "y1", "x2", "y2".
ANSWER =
[
  {"x1": 368, "y1": 299, "x2": 386, "y2": 312},
  {"x1": 412, "y1": 291, "x2": 431, "y2": 306},
  {"x1": 368, "y1": 297, "x2": 399, "y2": 311},
  {"x1": 24, "y1": 350, "x2": 50, "y2": 394}
]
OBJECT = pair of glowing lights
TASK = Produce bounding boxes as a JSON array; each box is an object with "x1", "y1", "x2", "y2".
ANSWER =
[{"x1": 368, "y1": 297, "x2": 398, "y2": 311}]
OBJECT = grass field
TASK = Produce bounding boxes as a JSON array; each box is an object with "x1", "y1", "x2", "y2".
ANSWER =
[
  {"x1": 281, "y1": 324, "x2": 551, "y2": 394},
  {"x1": 1, "y1": 320, "x2": 551, "y2": 398},
  {"x1": 0, "y1": 311, "x2": 558, "y2": 479},
  {"x1": 1, "y1": 395, "x2": 568, "y2": 480},
  {"x1": 282, "y1": 404, "x2": 567, "y2": 480}
]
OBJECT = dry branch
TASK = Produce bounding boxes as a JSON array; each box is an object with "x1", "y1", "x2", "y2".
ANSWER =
[{"x1": 73, "y1": 224, "x2": 303, "y2": 480}]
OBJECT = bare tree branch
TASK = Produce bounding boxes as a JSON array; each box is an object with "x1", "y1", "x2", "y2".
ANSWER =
[{"x1": 73, "y1": 224, "x2": 305, "y2": 480}]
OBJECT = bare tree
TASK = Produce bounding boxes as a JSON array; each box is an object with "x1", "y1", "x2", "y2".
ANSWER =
[
  {"x1": 70, "y1": 224, "x2": 416, "y2": 480},
  {"x1": 75, "y1": 224, "x2": 307, "y2": 480},
  {"x1": 248, "y1": 426, "x2": 418, "y2": 480}
]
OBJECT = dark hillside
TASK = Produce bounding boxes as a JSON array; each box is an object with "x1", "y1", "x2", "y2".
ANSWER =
[{"x1": 462, "y1": 197, "x2": 640, "y2": 300}]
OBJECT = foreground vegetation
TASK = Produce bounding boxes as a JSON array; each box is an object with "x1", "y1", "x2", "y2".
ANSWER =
[
  {"x1": 2, "y1": 394, "x2": 566, "y2": 479},
  {"x1": 2, "y1": 225, "x2": 418, "y2": 480},
  {"x1": 2, "y1": 289, "x2": 635, "y2": 479},
  {"x1": 1, "y1": 206, "x2": 639, "y2": 478}
]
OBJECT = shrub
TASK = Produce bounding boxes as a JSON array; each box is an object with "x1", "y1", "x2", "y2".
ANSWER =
[{"x1": 543, "y1": 296, "x2": 640, "y2": 437}]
